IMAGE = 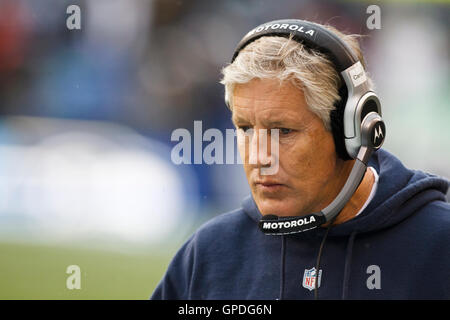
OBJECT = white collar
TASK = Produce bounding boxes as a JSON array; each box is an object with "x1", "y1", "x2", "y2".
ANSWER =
[{"x1": 355, "y1": 166, "x2": 379, "y2": 217}]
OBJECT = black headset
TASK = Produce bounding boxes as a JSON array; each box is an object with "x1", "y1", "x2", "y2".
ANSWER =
[{"x1": 227, "y1": 19, "x2": 386, "y2": 235}]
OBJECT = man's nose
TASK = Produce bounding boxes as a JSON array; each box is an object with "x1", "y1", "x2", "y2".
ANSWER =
[{"x1": 248, "y1": 129, "x2": 272, "y2": 167}]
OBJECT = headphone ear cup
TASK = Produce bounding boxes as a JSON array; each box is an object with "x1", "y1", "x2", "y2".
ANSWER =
[{"x1": 330, "y1": 84, "x2": 352, "y2": 161}]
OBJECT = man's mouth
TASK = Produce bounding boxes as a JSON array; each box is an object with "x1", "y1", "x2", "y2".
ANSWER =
[{"x1": 254, "y1": 180, "x2": 286, "y2": 193}]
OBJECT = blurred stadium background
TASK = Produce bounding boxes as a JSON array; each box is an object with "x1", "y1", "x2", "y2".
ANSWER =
[{"x1": 0, "y1": 0, "x2": 448, "y2": 299}]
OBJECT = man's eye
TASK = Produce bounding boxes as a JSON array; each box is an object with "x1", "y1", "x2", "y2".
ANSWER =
[
  {"x1": 279, "y1": 128, "x2": 293, "y2": 135},
  {"x1": 239, "y1": 126, "x2": 253, "y2": 133}
]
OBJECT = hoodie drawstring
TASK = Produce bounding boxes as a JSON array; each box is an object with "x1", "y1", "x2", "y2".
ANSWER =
[
  {"x1": 280, "y1": 224, "x2": 357, "y2": 300},
  {"x1": 279, "y1": 235, "x2": 286, "y2": 300},
  {"x1": 314, "y1": 222, "x2": 335, "y2": 300},
  {"x1": 341, "y1": 231, "x2": 357, "y2": 299}
]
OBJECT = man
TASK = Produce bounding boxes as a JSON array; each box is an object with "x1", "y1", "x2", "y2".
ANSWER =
[{"x1": 151, "y1": 19, "x2": 450, "y2": 299}]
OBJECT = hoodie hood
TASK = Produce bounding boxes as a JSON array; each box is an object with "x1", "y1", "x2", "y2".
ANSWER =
[{"x1": 242, "y1": 148, "x2": 449, "y2": 237}]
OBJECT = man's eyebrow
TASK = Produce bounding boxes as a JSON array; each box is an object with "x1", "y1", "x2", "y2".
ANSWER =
[
  {"x1": 231, "y1": 115, "x2": 249, "y2": 125},
  {"x1": 260, "y1": 118, "x2": 302, "y2": 127},
  {"x1": 232, "y1": 114, "x2": 304, "y2": 127},
  {"x1": 261, "y1": 119, "x2": 288, "y2": 127}
]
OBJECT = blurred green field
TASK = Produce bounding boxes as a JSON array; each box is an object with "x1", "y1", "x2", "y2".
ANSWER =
[{"x1": 0, "y1": 241, "x2": 176, "y2": 299}]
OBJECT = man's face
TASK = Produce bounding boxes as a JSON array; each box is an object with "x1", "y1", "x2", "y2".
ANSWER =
[{"x1": 232, "y1": 78, "x2": 350, "y2": 217}]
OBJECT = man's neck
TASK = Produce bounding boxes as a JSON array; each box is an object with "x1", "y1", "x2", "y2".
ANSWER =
[{"x1": 329, "y1": 166, "x2": 375, "y2": 226}]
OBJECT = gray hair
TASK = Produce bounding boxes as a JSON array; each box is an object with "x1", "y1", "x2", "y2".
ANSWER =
[{"x1": 220, "y1": 24, "x2": 374, "y2": 131}]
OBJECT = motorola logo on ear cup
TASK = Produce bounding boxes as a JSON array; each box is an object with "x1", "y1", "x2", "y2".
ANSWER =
[
  {"x1": 360, "y1": 111, "x2": 386, "y2": 151},
  {"x1": 370, "y1": 120, "x2": 385, "y2": 149},
  {"x1": 373, "y1": 125, "x2": 383, "y2": 144}
]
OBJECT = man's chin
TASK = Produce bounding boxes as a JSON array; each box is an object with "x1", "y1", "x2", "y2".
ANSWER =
[{"x1": 254, "y1": 196, "x2": 302, "y2": 217}]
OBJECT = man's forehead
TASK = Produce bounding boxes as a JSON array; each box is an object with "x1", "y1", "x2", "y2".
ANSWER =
[
  {"x1": 232, "y1": 106, "x2": 305, "y2": 126},
  {"x1": 233, "y1": 79, "x2": 306, "y2": 105},
  {"x1": 232, "y1": 99, "x2": 307, "y2": 119},
  {"x1": 231, "y1": 78, "x2": 312, "y2": 123},
  {"x1": 232, "y1": 90, "x2": 298, "y2": 107}
]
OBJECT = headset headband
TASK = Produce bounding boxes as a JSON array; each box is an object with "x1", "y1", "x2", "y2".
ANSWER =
[{"x1": 231, "y1": 19, "x2": 358, "y2": 72}]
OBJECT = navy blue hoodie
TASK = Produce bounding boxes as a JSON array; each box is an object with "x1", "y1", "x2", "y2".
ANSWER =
[{"x1": 151, "y1": 149, "x2": 450, "y2": 299}]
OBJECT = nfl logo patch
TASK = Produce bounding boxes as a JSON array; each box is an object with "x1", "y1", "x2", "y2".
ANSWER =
[{"x1": 302, "y1": 267, "x2": 322, "y2": 291}]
